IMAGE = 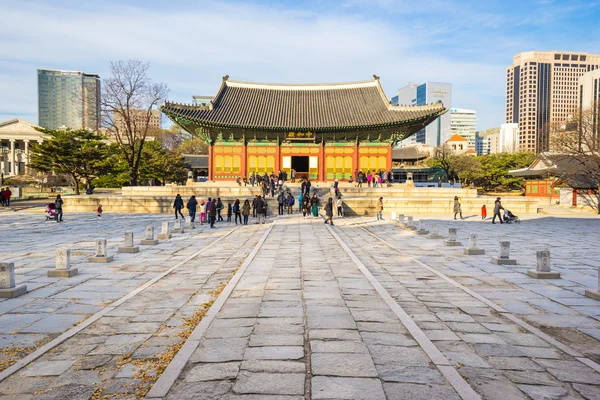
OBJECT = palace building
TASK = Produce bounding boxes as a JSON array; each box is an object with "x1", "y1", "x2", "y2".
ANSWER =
[{"x1": 161, "y1": 76, "x2": 447, "y2": 181}]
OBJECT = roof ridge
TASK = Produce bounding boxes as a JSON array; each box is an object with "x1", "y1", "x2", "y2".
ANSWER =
[{"x1": 225, "y1": 79, "x2": 378, "y2": 89}]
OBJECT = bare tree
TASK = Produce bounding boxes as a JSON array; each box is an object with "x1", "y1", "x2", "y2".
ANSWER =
[
  {"x1": 551, "y1": 107, "x2": 600, "y2": 213},
  {"x1": 101, "y1": 59, "x2": 168, "y2": 186}
]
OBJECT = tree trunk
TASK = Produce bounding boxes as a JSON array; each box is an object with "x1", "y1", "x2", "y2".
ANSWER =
[{"x1": 72, "y1": 174, "x2": 80, "y2": 195}]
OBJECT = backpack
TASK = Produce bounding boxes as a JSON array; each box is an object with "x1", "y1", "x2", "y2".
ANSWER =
[{"x1": 289, "y1": 196, "x2": 295, "y2": 206}]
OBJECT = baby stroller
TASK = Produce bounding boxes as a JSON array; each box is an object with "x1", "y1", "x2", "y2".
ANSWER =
[
  {"x1": 45, "y1": 203, "x2": 57, "y2": 221},
  {"x1": 504, "y1": 209, "x2": 520, "y2": 224}
]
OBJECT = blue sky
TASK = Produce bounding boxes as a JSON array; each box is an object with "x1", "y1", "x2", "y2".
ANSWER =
[{"x1": 1, "y1": 0, "x2": 599, "y2": 130}]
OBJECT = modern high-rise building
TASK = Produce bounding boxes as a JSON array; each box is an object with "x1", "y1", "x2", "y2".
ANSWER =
[
  {"x1": 579, "y1": 69, "x2": 600, "y2": 133},
  {"x1": 476, "y1": 128, "x2": 500, "y2": 155},
  {"x1": 38, "y1": 68, "x2": 101, "y2": 131},
  {"x1": 506, "y1": 51, "x2": 600, "y2": 153},
  {"x1": 450, "y1": 108, "x2": 476, "y2": 149},
  {"x1": 391, "y1": 82, "x2": 451, "y2": 147},
  {"x1": 113, "y1": 109, "x2": 162, "y2": 133}
]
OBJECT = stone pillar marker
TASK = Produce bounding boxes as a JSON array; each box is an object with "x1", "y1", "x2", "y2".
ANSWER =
[
  {"x1": 172, "y1": 219, "x2": 185, "y2": 234},
  {"x1": 48, "y1": 248, "x2": 79, "y2": 277},
  {"x1": 585, "y1": 268, "x2": 600, "y2": 300},
  {"x1": 183, "y1": 216, "x2": 195, "y2": 230},
  {"x1": 417, "y1": 220, "x2": 429, "y2": 235},
  {"x1": 141, "y1": 226, "x2": 159, "y2": 245},
  {"x1": 157, "y1": 221, "x2": 172, "y2": 240},
  {"x1": 406, "y1": 216, "x2": 416, "y2": 230},
  {"x1": 391, "y1": 211, "x2": 397, "y2": 221},
  {"x1": 464, "y1": 233, "x2": 485, "y2": 255},
  {"x1": 428, "y1": 223, "x2": 443, "y2": 239},
  {"x1": 491, "y1": 241, "x2": 517, "y2": 265},
  {"x1": 444, "y1": 227, "x2": 461, "y2": 246},
  {"x1": 398, "y1": 214, "x2": 405, "y2": 227},
  {"x1": 89, "y1": 238, "x2": 114, "y2": 263},
  {"x1": 527, "y1": 250, "x2": 561, "y2": 279},
  {"x1": 0, "y1": 262, "x2": 27, "y2": 298},
  {"x1": 118, "y1": 232, "x2": 140, "y2": 254}
]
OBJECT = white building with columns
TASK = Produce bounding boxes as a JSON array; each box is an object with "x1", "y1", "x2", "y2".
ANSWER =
[{"x1": 0, "y1": 119, "x2": 43, "y2": 177}]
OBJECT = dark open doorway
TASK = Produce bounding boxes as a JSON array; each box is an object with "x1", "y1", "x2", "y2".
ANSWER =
[{"x1": 292, "y1": 156, "x2": 309, "y2": 173}]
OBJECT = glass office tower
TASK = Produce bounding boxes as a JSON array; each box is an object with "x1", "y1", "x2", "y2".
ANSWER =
[{"x1": 38, "y1": 69, "x2": 100, "y2": 130}]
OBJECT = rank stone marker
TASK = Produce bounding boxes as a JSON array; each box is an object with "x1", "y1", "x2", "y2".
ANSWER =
[
  {"x1": 391, "y1": 211, "x2": 397, "y2": 221},
  {"x1": 172, "y1": 219, "x2": 185, "y2": 234},
  {"x1": 585, "y1": 268, "x2": 600, "y2": 300},
  {"x1": 157, "y1": 221, "x2": 172, "y2": 240},
  {"x1": 397, "y1": 214, "x2": 405, "y2": 227},
  {"x1": 0, "y1": 262, "x2": 27, "y2": 298},
  {"x1": 444, "y1": 228, "x2": 461, "y2": 246},
  {"x1": 48, "y1": 248, "x2": 79, "y2": 278},
  {"x1": 88, "y1": 238, "x2": 114, "y2": 263},
  {"x1": 118, "y1": 232, "x2": 140, "y2": 253},
  {"x1": 141, "y1": 226, "x2": 159, "y2": 245},
  {"x1": 428, "y1": 223, "x2": 443, "y2": 239},
  {"x1": 406, "y1": 216, "x2": 416, "y2": 230},
  {"x1": 491, "y1": 241, "x2": 517, "y2": 265},
  {"x1": 184, "y1": 216, "x2": 195, "y2": 229},
  {"x1": 417, "y1": 220, "x2": 429, "y2": 235},
  {"x1": 464, "y1": 233, "x2": 485, "y2": 255},
  {"x1": 527, "y1": 250, "x2": 561, "y2": 279}
]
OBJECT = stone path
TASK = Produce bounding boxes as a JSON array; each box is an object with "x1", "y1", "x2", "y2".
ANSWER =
[{"x1": 0, "y1": 212, "x2": 599, "y2": 399}]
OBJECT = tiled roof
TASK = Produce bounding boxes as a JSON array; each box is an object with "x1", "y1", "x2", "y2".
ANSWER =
[
  {"x1": 161, "y1": 78, "x2": 446, "y2": 132},
  {"x1": 392, "y1": 147, "x2": 429, "y2": 161},
  {"x1": 446, "y1": 134, "x2": 469, "y2": 142}
]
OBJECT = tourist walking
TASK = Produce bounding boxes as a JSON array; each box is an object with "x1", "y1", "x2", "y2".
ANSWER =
[
  {"x1": 481, "y1": 204, "x2": 487, "y2": 220},
  {"x1": 227, "y1": 201, "x2": 232, "y2": 222},
  {"x1": 0, "y1": 188, "x2": 4, "y2": 206},
  {"x1": 298, "y1": 192, "x2": 303, "y2": 213},
  {"x1": 311, "y1": 194, "x2": 319, "y2": 217},
  {"x1": 252, "y1": 195, "x2": 258, "y2": 218},
  {"x1": 291, "y1": 169, "x2": 296, "y2": 183},
  {"x1": 453, "y1": 196, "x2": 463, "y2": 220},
  {"x1": 376, "y1": 196, "x2": 384, "y2": 221},
  {"x1": 216, "y1": 198, "x2": 224, "y2": 222},
  {"x1": 287, "y1": 193, "x2": 295, "y2": 214},
  {"x1": 96, "y1": 203, "x2": 103, "y2": 217},
  {"x1": 208, "y1": 198, "x2": 217, "y2": 228},
  {"x1": 199, "y1": 199, "x2": 206, "y2": 225},
  {"x1": 55, "y1": 194, "x2": 64, "y2": 223},
  {"x1": 233, "y1": 199, "x2": 241, "y2": 224},
  {"x1": 173, "y1": 194, "x2": 184, "y2": 219},
  {"x1": 492, "y1": 197, "x2": 504, "y2": 224},
  {"x1": 336, "y1": 196, "x2": 343, "y2": 217},
  {"x1": 242, "y1": 199, "x2": 250, "y2": 225},
  {"x1": 324, "y1": 197, "x2": 334, "y2": 225},
  {"x1": 278, "y1": 192, "x2": 286, "y2": 215},
  {"x1": 255, "y1": 196, "x2": 265, "y2": 224},
  {"x1": 187, "y1": 195, "x2": 198, "y2": 222},
  {"x1": 302, "y1": 196, "x2": 309, "y2": 218},
  {"x1": 3, "y1": 187, "x2": 11, "y2": 207},
  {"x1": 305, "y1": 179, "x2": 312, "y2": 196}
]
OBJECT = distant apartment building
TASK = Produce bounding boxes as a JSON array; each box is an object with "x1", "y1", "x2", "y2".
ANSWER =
[
  {"x1": 450, "y1": 108, "x2": 476, "y2": 149},
  {"x1": 38, "y1": 68, "x2": 100, "y2": 131},
  {"x1": 476, "y1": 128, "x2": 500, "y2": 155},
  {"x1": 506, "y1": 51, "x2": 600, "y2": 153},
  {"x1": 392, "y1": 82, "x2": 451, "y2": 147},
  {"x1": 113, "y1": 109, "x2": 162, "y2": 133}
]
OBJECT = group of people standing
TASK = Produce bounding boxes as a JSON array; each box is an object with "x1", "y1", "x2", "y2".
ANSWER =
[
  {"x1": 354, "y1": 170, "x2": 393, "y2": 188},
  {"x1": 0, "y1": 187, "x2": 12, "y2": 207}
]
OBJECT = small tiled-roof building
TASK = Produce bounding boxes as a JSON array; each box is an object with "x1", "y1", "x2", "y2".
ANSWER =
[{"x1": 161, "y1": 76, "x2": 446, "y2": 181}]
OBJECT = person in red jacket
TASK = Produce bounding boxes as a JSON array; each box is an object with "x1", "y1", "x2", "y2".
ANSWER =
[
  {"x1": 3, "y1": 187, "x2": 12, "y2": 207},
  {"x1": 481, "y1": 204, "x2": 487, "y2": 220}
]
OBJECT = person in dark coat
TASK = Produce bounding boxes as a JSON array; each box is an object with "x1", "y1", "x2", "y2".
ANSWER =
[
  {"x1": 255, "y1": 196, "x2": 265, "y2": 224},
  {"x1": 173, "y1": 194, "x2": 184, "y2": 219},
  {"x1": 187, "y1": 195, "x2": 198, "y2": 222},
  {"x1": 233, "y1": 199, "x2": 241, "y2": 224},
  {"x1": 305, "y1": 179, "x2": 312, "y2": 196},
  {"x1": 209, "y1": 198, "x2": 217, "y2": 228},
  {"x1": 277, "y1": 192, "x2": 286, "y2": 215},
  {"x1": 492, "y1": 197, "x2": 504, "y2": 224},
  {"x1": 55, "y1": 194, "x2": 64, "y2": 223},
  {"x1": 324, "y1": 197, "x2": 334, "y2": 225}
]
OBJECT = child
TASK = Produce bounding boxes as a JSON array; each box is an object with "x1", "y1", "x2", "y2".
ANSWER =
[
  {"x1": 96, "y1": 204, "x2": 103, "y2": 217},
  {"x1": 199, "y1": 200, "x2": 206, "y2": 225},
  {"x1": 227, "y1": 202, "x2": 232, "y2": 222},
  {"x1": 481, "y1": 204, "x2": 487, "y2": 220}
]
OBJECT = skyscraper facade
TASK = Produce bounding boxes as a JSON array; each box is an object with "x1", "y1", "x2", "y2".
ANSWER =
[
  {"x1": 506, "y1": 51, "x2": 600, "y2": 153},
  {"x1": 450, "y1": 108, "x2": 476, "y2": 149},
  {"x1": 38, "y1": 69, "x2": 101, "y2": 131},
  {"x1": 392, "y1": 82, "x2": 451, "y2": 147}
]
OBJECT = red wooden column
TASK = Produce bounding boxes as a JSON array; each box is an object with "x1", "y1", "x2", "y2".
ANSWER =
[
  {"x1": 208, "y1": 143, "x2": 214, "y2": 181},
  {"x1": 386, "y1": 143, "x2": 393, "y2": 170},
  {"x1": 318, "y1": 142, "x2": 325, "y2": 182},
  {"x1": 241, "y1": 142, "x2": 247, "y2": 179},
  {"x1": 275, "y1": 141, "x2": 281, "y2": 175},
  {"x1": 353, "y1": 140, "x2": 359, "y2": 176}
]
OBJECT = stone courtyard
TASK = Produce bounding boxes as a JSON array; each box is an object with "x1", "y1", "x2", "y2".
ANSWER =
[{"x1": 0, "y1": 210, "x2": 599, "y2": 399}]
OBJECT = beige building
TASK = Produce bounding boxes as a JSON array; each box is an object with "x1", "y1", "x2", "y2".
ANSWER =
[
  {"x1": 0, "y1": 119, "x2": 44, "y2": 176},
  {"x1": 579, "y1": 69, "x2": 600, "y2": 131},
  {"x1": 112, "y1": 109, "x2": 162, "y2": 133},
  {"x1": 506, "y1": 51, "x2": 600, "y2": 153}
]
